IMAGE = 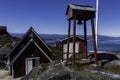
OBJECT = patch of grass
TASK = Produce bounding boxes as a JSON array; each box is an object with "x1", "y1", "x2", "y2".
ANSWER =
[
  {"x1": 0, "y1": 34, "x2": 19, "y2": 48},
  {"x1": 44, "y1": 38, "x2": 56, "y2": 40},
  {"x1": 49, "y1": 46, "x2": 62, "y2": 60},
  {"x1": 65, "y1": 62, "x2": 101, "y2": 80},
  {"x1": 101, "y1": 65, "x2": 120, "y2": 74},
  {"x1": 66, "y1": 61, "x2": 92, "y2": 71}
]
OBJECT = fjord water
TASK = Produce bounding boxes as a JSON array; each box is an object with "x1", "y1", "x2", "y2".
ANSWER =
[
  {"x1": 11, "y1": 33, "x2": 120, "y2": 53},
  {"x1": 88, "y1": 35, "x2": 120, "y2": 52}
]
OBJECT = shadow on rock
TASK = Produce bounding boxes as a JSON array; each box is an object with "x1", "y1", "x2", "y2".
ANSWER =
[{"x1": 89, "y1": 53, "x2": 119, "y2": 66}]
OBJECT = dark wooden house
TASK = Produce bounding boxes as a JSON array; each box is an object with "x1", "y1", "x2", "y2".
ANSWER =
[
  {"x1": 61, "y1": 36, "x2": 86, "y2": 60},
  {"x1": 7, "y1": 27, "x2": 52, "y2": 78}
]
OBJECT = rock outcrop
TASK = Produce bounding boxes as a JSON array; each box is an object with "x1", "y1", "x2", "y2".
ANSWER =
[
  {"x1": 21, "y1": 61, "x2": 120, "y2": 80},
  {"x1": 21, "y1": 61, "x2": 84, "y2": 80},
  {"x1": 0, "y1": 27, "x2": 19, "y2": 66}
]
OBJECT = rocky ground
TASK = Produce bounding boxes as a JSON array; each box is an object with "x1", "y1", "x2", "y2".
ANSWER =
[
  {"x1": 23, "y1": 51, "x2": 120, "y2": 80},
  {"x1": 21, "y1": 61, "x2": 84, "y2": 80},
  {"x1": 21, "y1": 57, "x2": 120, "y2": 80},
  {"x1": 0, "y1": 33, "x2": 20, "y2": 80},
  {"x1": 0, "y1": 52, "x2": 120, "y2": 80}
]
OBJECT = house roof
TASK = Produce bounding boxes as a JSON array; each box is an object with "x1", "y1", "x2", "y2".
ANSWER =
[
  {"x1": 7, "y1": 27, "x2": 52, "y2": 64},
  {"x1": 61, "y1": 36, "x2": 86, "y2": 42}
]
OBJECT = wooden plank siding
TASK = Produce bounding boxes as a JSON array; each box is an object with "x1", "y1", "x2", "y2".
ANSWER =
[{"x1": 62, "y1": 36, "x2": 86, "y2": 60}]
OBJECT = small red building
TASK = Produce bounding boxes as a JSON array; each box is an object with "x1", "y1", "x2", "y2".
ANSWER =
[
  {"x1": 61, "y1": 36, "x2": 86, "y2": 60},
  {"x1": 7, "y1": 27, "x2": 52, "y2": 78}
]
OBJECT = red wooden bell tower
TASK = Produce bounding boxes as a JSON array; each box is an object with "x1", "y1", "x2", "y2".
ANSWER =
[{"x1": 65, "y1": 4, "x2": 98, "y2": 65}]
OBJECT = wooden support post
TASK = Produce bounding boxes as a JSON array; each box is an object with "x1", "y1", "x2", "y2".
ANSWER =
[
  {"x1": 73, "y1": 14, "x2": 76, "y2": 65},
  {"x1": 91, "y1": 18, "x2": 98, "y2": 65},
  {"x1": 84, "y1": 20, "x2": 87, "y2": 59},
  {"x1": 67, "y1": 19, "x2": 71, "y2": 61}
]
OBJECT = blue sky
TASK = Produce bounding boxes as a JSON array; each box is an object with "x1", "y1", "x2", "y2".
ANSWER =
[{"x1": 0, "y1": 0, "x2": 120, "y2": 37}]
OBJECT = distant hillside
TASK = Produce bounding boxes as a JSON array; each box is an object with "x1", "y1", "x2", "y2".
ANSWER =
[
  {"x1": 11, "y1": 33, "x2": 67, "y2": 39},
  {"x1": 0, "y1": 32, "x2": 19, "y2": 60},
  {"x1": 0, "y1": 33, "x2": 19, "y2": 48}
]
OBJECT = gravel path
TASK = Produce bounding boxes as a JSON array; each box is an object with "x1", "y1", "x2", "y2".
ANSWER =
[
  {"x1": 0, "y1": 69, "x2": 12, "y2": 80},
  {"x1": 0, "y1": 69, "x2": 21, "y2": 80}
]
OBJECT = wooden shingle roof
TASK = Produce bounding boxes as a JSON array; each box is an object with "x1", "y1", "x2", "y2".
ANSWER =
[
  {"x1": 66, "y1": 4, "x2": 95, "y2": 20},
  {"x1": 61, "y1": 36, "x2": 86, "y2": 42}
]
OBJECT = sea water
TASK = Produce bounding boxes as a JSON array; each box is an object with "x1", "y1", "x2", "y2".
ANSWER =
[{"x1": 88, "y1": 39, "x2": 120, "y2": 52}]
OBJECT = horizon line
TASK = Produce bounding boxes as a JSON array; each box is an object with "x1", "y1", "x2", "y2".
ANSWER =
[{"x1": 9, "y1": 33, "x2": 120, "y2": 37}]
